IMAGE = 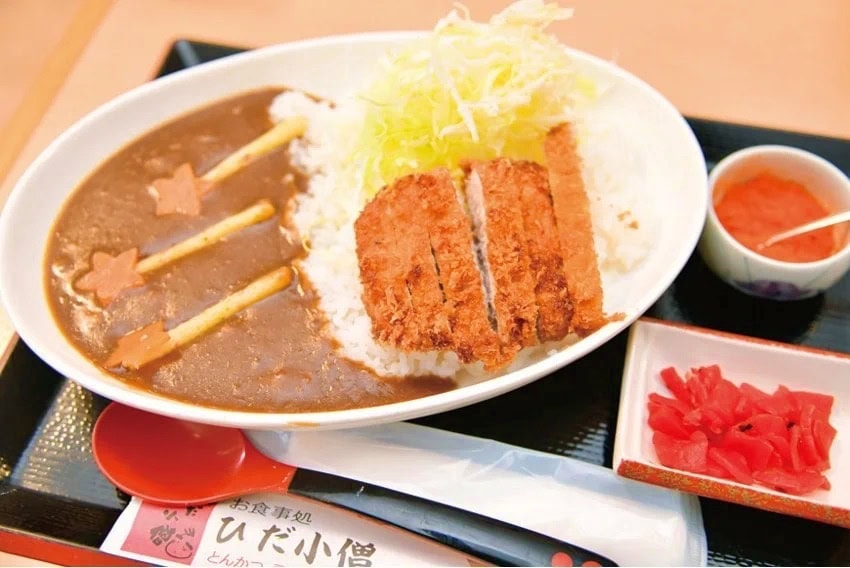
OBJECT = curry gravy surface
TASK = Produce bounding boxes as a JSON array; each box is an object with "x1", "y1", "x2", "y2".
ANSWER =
[{"x1": 45, "y1": 88, "x2": 455, "y2": 412}]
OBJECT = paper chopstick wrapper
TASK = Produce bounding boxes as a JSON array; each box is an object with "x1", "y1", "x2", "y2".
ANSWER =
[
  {"x1": 249, "y1": 422, "x2": 708, "y2": 567},
  {"x1": 101, "y1": 491, "x2": 488, "y2": 567}
]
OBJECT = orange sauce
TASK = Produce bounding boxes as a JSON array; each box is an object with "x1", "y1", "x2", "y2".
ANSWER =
[{"x1": 715, "y1": 172, "x2": 835, "y2": 262}]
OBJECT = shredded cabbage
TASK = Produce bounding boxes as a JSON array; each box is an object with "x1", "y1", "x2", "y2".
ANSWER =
[{"x1": 350, "y1": 0, "x2": 594, "y2": 198}]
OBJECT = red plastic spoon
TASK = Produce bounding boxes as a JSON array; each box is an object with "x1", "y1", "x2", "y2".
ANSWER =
[
  {"x1": 93, "y1": 402, "x2": 296, "y2": 504},
  {"x1": 92, "y1": 403, "x2": 617, "y2": 567}
]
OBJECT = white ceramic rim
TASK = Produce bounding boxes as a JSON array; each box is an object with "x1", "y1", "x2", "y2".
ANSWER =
[
  {"x1": 707, "y1": 144, "x2": 850, "y2": 271},
  {"x1": 0, "y1": 31, "x2": 707, "y2": 430}
]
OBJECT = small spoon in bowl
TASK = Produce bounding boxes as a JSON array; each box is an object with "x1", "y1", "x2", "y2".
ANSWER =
[
  {"x1": 92, "y1": 403, "x2": 617, "y2": 567},
  {"x1": 757, "y1": 210, "x2": 850, "y2": 251}
]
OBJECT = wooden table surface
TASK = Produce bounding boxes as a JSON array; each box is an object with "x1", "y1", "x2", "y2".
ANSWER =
[{"x1": 0, "y1": 0, "x2": 848, "y2": 564}]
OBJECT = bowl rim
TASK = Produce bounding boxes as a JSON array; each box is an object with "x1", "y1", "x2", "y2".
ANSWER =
[
  {"x1": 0, "y1": 30, "x2": 708, "y2": 430},
  {"x1": 706, "y1": 144, "x2": 850, "y2": 271}
]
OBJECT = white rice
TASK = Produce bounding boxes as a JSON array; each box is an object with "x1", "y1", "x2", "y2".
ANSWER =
[
  {"x1": 270, "y1": 88, "x2": 653, "y2": 381},
  {"x1": 574, "y1": 98, "x2": 656, "y2": 278}
]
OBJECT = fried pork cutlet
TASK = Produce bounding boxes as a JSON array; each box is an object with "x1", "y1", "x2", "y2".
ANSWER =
[
  {"x1": 420, "y1": 169, "x2": 501, "y2": 368},
  {"x1": 354, "y1": 174, "x2": 453, "y2": 352},
  {"x1": 513, "y1": 160, "x2": 574, "y2": 342},
  {"x1": 354, "y1": 189, "x2": 416, "y2": 347},
  {"x1": 355, "y1": 122, "x2": 607, "y2": 370},
  {"x1": 465, "y1": 159, "x2": 539, "y2": 357},
  {"x1": 389, "y1": 174, "x2": 454, "y2": 351},
  {"x1": 545, "y1": 123, "x2": 606, "y2": 336}
]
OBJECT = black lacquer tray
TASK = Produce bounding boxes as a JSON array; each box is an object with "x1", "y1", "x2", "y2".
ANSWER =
[{"x1": 1, "y1": 39, "x2": 848, "y2": 566}]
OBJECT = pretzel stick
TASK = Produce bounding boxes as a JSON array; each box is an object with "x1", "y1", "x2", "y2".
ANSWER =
[
  {"x1": 169, "y1": 266, "x2": 292, "y2": 349},
  {"x1": 108, "y1": 267, "x2": 293, "y2": 370},
  {"x1": 202, "y1": 117, "x2": 307, "y2": 184},
  {"x1": 137, "y1": 199, "x2": 275, "y2": 274}
]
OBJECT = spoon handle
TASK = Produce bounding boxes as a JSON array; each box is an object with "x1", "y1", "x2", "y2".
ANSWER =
[
  {"x1": 287, "y1": 468, "x2": 617, "y2": 567},
  {"x1": 759, "y1": 210, "x2": 850, "y2": 249}
]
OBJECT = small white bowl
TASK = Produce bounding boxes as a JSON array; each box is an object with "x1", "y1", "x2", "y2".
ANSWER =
[{"x1": 698, "y1": 145, "x2": 850, "y2": 300}]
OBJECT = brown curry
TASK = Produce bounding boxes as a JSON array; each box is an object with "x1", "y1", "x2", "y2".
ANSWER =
[{"x1": 44, "y1": 87, "x2": 454, "y2": 412}]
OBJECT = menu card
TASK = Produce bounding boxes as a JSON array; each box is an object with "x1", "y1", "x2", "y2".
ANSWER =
[{"x1": 101, "y1": 492, "x2": 486, "y2": 567}]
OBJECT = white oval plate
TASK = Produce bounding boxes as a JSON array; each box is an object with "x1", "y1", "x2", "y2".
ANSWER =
[{"x1": 0, "y1": 32, "x2": 707, "y2": 430}]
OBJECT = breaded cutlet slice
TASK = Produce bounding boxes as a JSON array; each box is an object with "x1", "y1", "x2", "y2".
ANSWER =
[
  {"x1": 386, "y1": 173, "x2": 454, "y2": 351},
  {"x1": 466, "y1": 159, "x2": 539, "y2": 356},
  {"x1": 544, "y1": 123, "x2": 606, "y2": 336},
  {"x1": 355, "y1": 175, "x2": 453, "y2": 352},
  {"x1": 513, "y1": 160, "x2": 574, "y2": 342},
  {"x1": 354, "y1": 189, "x2": 416, "y2": 347},
  {"x1": 354, "y1": 186, "x2": 413, "y2": 345},
  {"x1": 420, "y1": 169, "x2": 501, "y2": 367}
]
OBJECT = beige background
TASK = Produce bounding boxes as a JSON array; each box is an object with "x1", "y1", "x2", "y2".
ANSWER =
[
  {"x1": 0, "y1": 0, "x2": 848, "y2": 564},
  {"x1": 4, "y1": 0, "x2": 850, "y2": 210}
]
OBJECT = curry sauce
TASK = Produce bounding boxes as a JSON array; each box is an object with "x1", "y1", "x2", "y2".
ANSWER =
[{"x1": 44, "y1": 88, "x2": 454, "y2": 412}]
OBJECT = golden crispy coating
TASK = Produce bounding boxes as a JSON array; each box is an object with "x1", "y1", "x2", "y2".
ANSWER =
[
  {"x1": 544, "y1": 123, "x2": 606, "y2": 336},
  {"x1": 354, "y1": 189, "x2": 417, "y2": 347},
  {"x1": 513, "y1": 161, "x2": 574, "y2": 342},
  {"x1": 386, "y1": 174, "x2": 454, "y2": 351},
  {"x1": 355, "y1": 125, "x2": 607, "y2": 367},
  {"x1": 420, "y1": 169, "x2": 501, "y2": 367},
  {"x1": 467, "y1": 159, "x2": 539, "y2": 355}
]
